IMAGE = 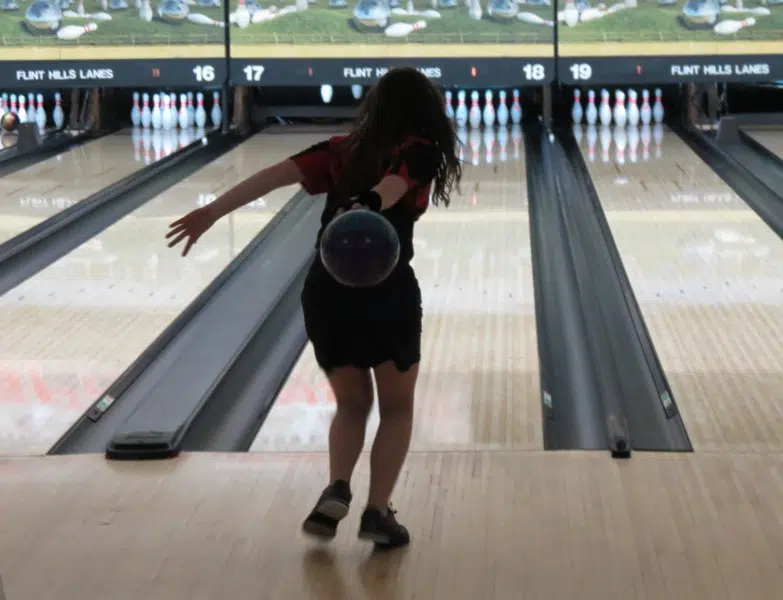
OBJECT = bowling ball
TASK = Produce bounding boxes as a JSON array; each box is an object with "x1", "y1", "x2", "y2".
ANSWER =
[
  {"x1": 486, "y1": 0, "x2": 518, "y2": 21},
  {"x1": 157, "y1": 0, "x2": 189, "y2": 24},
  {"x1": 1, "y1": 111, "x2": 18, "y2": 133},
  {"x1": 319, "y1": 209, "x2": 400, "y2": 288},
  {"x1": 24, "y1": 0, "x2": 61, "y2": 34},
  {"x1": 352, "y1": 0, "x2": 390, "y2": 31}
]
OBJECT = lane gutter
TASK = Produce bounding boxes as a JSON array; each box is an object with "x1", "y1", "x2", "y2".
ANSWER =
[
  {"x1": 559, "y1": 124, "x2": 692, "y2": 453},
  {"x1": 0, "y1": 127, "x2": 257, "y2": 296},
  {"x1": 525, "y1": 123, "x2": 620, "y2": 454},
  {"x1": 48, "y1": 189, "x2": 322, "y2": 456},
  {"x1": 673, "y1": 119, "x2": 783, "y2": 241}
]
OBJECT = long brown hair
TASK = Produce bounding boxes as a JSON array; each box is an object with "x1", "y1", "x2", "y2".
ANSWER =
[{"x1": 338, "y1": 67, "x2": 461, "y2": 207}]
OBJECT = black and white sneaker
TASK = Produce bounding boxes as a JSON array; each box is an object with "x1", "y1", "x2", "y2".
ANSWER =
[
  {"x1": 301, "y1": 480, "x2": 352, "y2": 540},
  {"x1": 358, "y1": 504, "x2": 410, "y2": 549}
]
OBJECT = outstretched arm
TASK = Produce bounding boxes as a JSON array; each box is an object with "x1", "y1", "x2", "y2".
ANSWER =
[
  {"x1": 205, "y1": 159, "x2": 304, "y2": 221},
  {"x1": 206, "y1": 138, "x2": 334, "y2": 221}
]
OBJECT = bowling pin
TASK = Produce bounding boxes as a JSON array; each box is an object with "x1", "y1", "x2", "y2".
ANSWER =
[
  {"x1": 27, "y1": 93, "x2": 34, "y2": 119},
  {"x1": 510, "y1": 89, "x2": 522, "y2": 124},
  {"x1": 211, "y1": 91, "x2": 222, "y2": 128},
  {"x1": 455, "y1": 90, "x2": 468, "y2": 127},
  {"x1": 640, "y1": 89, "x2": 652, "y2": 125},
  {"x1": 9, "y1": 94, "x2": 16, "y2": 116},
  {"x1": 713, "y1": 17, "x2": 755, "y2": 34},
  {"x1": 468, "y1": 91, "x2": 482, "y2": 129},
  {"x1": 585, "y1": 89, "x2": 598, "y2": 125},
  {"x1": 444, "y1": 90, "x2": 455, "y2": 120},
  {"x1": 235, "y1": 0, "x2": 251, "y2": 27},
  {"x1": 151, "y1": 93, "x2": 162, "y2": 130},
  {"x1": 517, "y1": 11, "x2": 554, "y2": 24},
  {"x1": 563, "y1": 0, "x2": 579, "y2": 25},
  {"x1": 652, "y1": 88, "x2": 664, "y2": 124},
  {"x1": 57, "y1": 22, "x2": 98, "y2": 40},
  {"x1": 722, "y1": 5, "x2": 770, "y2": 14},
  {"x1": 572, "y1": 89, "x2": 583, "y2": 124},
  {"x1": 178, "y1": 93, "x2": 188, "y2": 129},
  {"x1": 496, "y1": 90, "x2": 509, "y2": 126},
  {"x1": 53, "y1": 92, "x2": 64, "y2": 128},
  {"x1": 35, "y1": 94, "x2": 46, "y2": 132},
  {"x1": 626, "y1": 89, "x2": 639, "y2": 127},
  {"x1": 161, "y1": 94, "x2": 173, "y2": 130},
  {"x1": 599, "y1": 89, "x2": 612, "y2": 126},
  {"x1": 612, "y1": 90, "x2": 627, "y2": 127},
  {"x1": 320, "y1": 84, "x2": 333, "y2": 104},
  {"x1": 469, "y1": 0, "x2": 482, "y2": 19},
  {"x1": 482, "y1": 90, "x2": 495, "y2": 127},
  {"x1": 195, "y1": 92, "x2": 207, "y2": 128},
  {"x1": 140, "y1": 0, "x2": 153, "y2": 21},
  {"x1": 187, "y1": 12, "x2": 225, "y2": 25},
  {"x1": 614, "y1": 126, "x2": 627, "y2": 165},
  {"x1": 131, "y1": 91, "x2": 141, "y2": 127},
  {"x1": 579, "y1": 6, "x2": 606, "y2": 20},
  {"x1": 351, "y1": 84, "x2": 363, "y2": 100},
  {"x1": 385, "y1": 20, "x2": 426, "y2": 37},
  {"x1": 17, "y1": 95, "x2": 27, "y2": 123},
  {"x1": 141, "y1": 93, "x2": 151, "y2": 128},
  {"x1": 187, "y1": 92, "x2": 195, "y2": 127}
]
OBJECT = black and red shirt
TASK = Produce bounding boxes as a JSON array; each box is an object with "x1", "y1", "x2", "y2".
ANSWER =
[{"x1": 289, "y1": 135, "x2": 440, "y2": 264}]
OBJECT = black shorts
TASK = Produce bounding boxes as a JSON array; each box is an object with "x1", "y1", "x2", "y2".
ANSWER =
[{"x1": 301, "y1": 257, "x2": 423, "y2": 373}]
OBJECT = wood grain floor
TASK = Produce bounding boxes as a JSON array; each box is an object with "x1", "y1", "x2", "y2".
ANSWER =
[
  {"x1": 0, "y1": 128, "x2": 335, "y2": 456},
  {"x1": 252, "y1": 150, "x2": 542, "y2": 452},
  {"x1": 2, "y1": 124, "x2": 783, "y2": 599},
  {"x1": 579, "y1": 125, "x2": 783, "y2": 452},
  {"x1": 1, "y1": 451, "x2": 782, "y2": 600}
]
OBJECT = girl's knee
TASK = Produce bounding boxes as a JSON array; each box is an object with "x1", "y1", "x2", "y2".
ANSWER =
[{"x1": 328, "y1": 367, "x2": 374, "y2": 416}]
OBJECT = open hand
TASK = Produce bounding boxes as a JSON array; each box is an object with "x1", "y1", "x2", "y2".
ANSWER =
[{"x1": 166, "y1": 207, "x2": 216, "y2": 256}]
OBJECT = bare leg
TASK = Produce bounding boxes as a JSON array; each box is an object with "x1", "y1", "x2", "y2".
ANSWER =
[
  {"x1": 302, "y1": 366, "x2": 373, "y2": 540},
  {"x1": 367, "y1": 361, "x2": 418, "y2": 510},
  {"x1": 327, "y1": 366, "x2": 374, "y2": 484}
]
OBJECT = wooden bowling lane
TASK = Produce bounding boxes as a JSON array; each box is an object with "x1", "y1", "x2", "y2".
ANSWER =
[
  {"x1": 577, "y1": 124, "x2": 783, "y2": 452},
  {"x1": 252, "y1": 133, "x2": 541, "y2": 453},
  {"x1": 0, "y1": 129, "x2": 170, "y2": 247},
  {"x1": 0, "y1": 126, "x2": 340, "y2": 457},
  {"x1": 742, "y1": 126, "x2": 783, "y2": 158},
  {"x1": 2, "y1": 451, "x2": 783, "y2": 599}
]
